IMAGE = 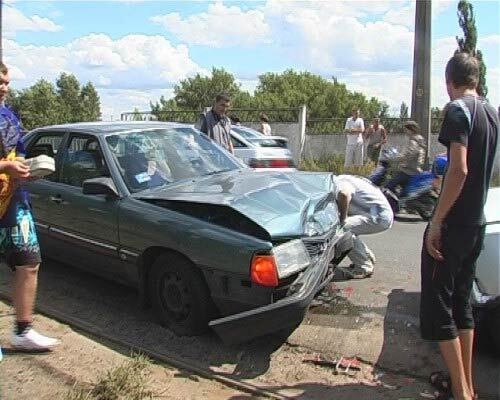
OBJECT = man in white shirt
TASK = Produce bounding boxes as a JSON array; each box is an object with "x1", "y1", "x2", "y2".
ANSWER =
[
  {"x1": 335, "y1": 174, "x2": 393, "y2": 278},
  {"x1": 344, "y1": 109, "x2": 365, "y2": 167}
]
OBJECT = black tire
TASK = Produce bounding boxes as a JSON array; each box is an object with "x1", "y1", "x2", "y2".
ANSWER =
[
  {"x1": 416, "y1": 205, "x2": 434, "y2": 221},
  {"x1": 149, "y1": 253, "x2": 212, "y2": 336},
  {"x1": 487, "y1": 303, "x2": 500, "y2": 357},
  {"x1": 413, "y1": 192, "x2": 437, "y2": 221}
]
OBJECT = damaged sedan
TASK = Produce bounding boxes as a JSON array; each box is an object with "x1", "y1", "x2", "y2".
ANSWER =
[{"x1": 24, "y1": 122, "x2": 352, "y2": 343}]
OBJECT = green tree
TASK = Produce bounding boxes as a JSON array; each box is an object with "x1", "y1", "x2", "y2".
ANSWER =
[
  {"x1": 9, "y1": 79, "x2": 61, "y2": 130},
  {"x1": 455, "y1": 0, "x2": 487, "y2": 97},
  {"x1": 56, "y1": 73, "x2": 82, "y2": 122},
  {"x1": 172, "y1": 67, "x2": 249, "y2": 110},
  {"x1": 399, "y1": 101, "x2": 409, "y2": 119},
  {"x1": 80, "y1": 82, "x2": 101, "y2": 121},
  {"x1": 150, "y1": 68, "x2": 387, "y2": 123},
  {"x1": 7, "y1": 75, "x2": 101, "y2": 130},
  {"x1": 253, "y1": 69, "x2": 386, "y2": 120}
]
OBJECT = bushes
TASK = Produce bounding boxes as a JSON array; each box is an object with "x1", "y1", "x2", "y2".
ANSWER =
[{"x1": 299, "y1": 154, "x2": 375, "y2": 177}]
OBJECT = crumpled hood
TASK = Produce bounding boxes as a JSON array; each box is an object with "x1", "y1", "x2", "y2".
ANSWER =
[{"x1": 133, "y1": 169, "x2": 340, "y2": 238}]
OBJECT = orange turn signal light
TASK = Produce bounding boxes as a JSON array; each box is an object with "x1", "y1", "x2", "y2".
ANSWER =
[{"x1": 250, "y1": 255, "x2": 279, "y2": 287}]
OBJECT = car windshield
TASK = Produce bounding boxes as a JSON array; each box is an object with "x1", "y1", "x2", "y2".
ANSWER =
[
  {"x1": 106, "y1": 127, "x2": 242, "y2": 193},
  {"x1": 232, "y1": 127, "x2": 262, "y2": 139}
]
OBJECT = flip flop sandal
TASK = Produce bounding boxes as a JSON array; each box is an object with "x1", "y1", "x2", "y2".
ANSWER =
[{"x1": 430, "y1": 371, "x2": 451, "y2": 394}]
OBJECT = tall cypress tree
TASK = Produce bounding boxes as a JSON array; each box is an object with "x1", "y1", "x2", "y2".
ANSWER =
[{"x1": 455, "y1": 0, "x2": 488, "y2": 97}]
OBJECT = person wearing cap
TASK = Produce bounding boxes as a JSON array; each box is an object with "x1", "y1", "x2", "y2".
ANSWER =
[{"x1": 384, "y1": 120, "x2": 426, "y2": 193}]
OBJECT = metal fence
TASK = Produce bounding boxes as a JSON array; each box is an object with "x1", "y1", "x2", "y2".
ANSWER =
[
  {"x1": 121, "y1": 108, "x2": 302, "y2": 124},
  {"x1": 306, "y1": 117, "x2": 444, "y2": 135}
]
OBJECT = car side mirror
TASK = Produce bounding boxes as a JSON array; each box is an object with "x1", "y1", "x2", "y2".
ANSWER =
[{"x1": 82, "y1": 177, "x2": 119, "y2": 198}]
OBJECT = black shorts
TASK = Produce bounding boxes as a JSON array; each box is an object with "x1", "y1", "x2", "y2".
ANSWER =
[
  {"x1": 420, "y1": 224, "x2": 485, "y2": 341},
  {"x1": 0, "y1": 205, "x2": 42, "y2": 270}
]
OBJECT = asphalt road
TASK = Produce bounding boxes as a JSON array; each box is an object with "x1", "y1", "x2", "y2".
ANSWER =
[
  {"x1": 293, "y1": 217, "x2": 500, "y2": 399},
  {"x1": 1, "y1": 218, "x2": 499, "y2": 399}
]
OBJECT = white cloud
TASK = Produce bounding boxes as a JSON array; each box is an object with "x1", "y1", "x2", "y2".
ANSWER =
[
  {"x1": 383, "y1": 4, "x2": 414, "y2": 28},
  {"x1": 382, "y1": 1, "x2": 455, "y2": 29},
  {"x1": 4, "y1": 6, "x2": 62, "y2": 37},
  {"x1": 264, "y1": 2, "x2": 414, "y2": 73},
  {"x1": 433, "y1": 0, "x2": 455, "y2": 17},
  {"x1": 151, "y1": 1, "x2": 271, "y2": 47},
  {"x1": 99, "y1": 88, "x2": 175, "y2": 121},
  {"x1": 6, "y1": 34, "x2": 204, "y2": 88},
  {"x1": 5, "y1": 34, "x2": 205, "y2": 119}
]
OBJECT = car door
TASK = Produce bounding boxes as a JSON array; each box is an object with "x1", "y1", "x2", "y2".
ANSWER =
[
  {"x1": 25, "y1": 131, "x2": 66, "y2": 253},
  {"x1": 40, "y1": 132, "x2": 122, "y2": 279}
]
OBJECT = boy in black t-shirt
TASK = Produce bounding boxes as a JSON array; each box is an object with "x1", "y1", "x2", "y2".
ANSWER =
[{"x1": 420, "y1": 53, "x2": 498, "y2": 400}]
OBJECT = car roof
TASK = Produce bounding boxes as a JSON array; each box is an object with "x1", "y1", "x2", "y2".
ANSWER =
[{"x1": 30, "y1": 121, "x2": 194, "y2": 135}]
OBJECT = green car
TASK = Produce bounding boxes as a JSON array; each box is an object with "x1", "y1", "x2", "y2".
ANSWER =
[{"x1": 24, "y1": 122, "x2": 352, "y2": 344}]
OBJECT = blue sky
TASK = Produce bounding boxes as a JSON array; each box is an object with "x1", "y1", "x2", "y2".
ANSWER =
[{"x1": 5, "y1": 0, "x2": 500, "y2": 119}]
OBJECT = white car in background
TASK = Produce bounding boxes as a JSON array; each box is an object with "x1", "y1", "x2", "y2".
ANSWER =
[
  {"x1": 473, "y1": 186, "x2": 500, "y2": 356},
  {"x1": 230, "y1": 126, "x2": 296, "y2": 170}
]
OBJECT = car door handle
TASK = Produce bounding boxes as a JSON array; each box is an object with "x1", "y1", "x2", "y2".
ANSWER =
[{"x1": 49, "y1": 195, "x2": 64, "y2": 204}]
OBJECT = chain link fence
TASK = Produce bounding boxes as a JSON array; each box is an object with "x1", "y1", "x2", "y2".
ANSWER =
[
  {"x1": 306, "y1": 117, "x2": 444, "y2": 135},
  {"x1": 121, "y1": 108, "x2": 301, "y2": 124}
]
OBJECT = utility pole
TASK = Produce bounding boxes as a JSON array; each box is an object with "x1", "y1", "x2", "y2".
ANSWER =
[{"x1": 411, "y1": 0, "x2": 432, "y2": 168}]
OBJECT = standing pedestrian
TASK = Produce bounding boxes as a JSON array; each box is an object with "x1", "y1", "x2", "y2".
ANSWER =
[
  {"x1": 198, "y1": 93, "x2": 234, "y2": 154},
  {"x1": 259, "y1": 114, "x2": 272, "y2": 136},
  {"x1": 421, "y1": 52, "x2": 498, "y2": 400},
  {"x1": 344, "y1": 108, "x2": 365, "y2": 167},
  {"x1": 365, "y1": 118, "x2": 387, "y2": 163},
  {"x1": 0, "y1": 62, "x2": 60, "y2": 352}
]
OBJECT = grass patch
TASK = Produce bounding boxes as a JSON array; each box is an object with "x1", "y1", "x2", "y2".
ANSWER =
[
  {"x1": 299, "y1": 154, "x2": 375, "y2": 177},
  {"x1": 65, "y1": 354, "x2": 154, "y2": 400}
]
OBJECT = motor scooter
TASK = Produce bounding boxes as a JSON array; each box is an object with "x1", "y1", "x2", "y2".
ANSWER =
[{"x1": 368, "y1": 148, "x2": 440, "y2": 221}]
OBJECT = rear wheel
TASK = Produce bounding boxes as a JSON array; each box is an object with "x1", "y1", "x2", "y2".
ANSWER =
[
  {"x1": 149, "y1": 253, "x2": 212, "y2": 336},
  {"x1": 412, "y1": 192, "x2": 437, "y2": 221}
]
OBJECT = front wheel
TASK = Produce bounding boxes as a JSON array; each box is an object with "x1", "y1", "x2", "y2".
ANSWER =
[{"x1": 149, "y1": 253, "x2": 212, "y2": 336}]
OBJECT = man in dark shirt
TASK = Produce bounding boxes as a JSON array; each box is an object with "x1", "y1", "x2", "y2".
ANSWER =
[
  {"x1": 199, "y1": 93, "x2": 234, "y2": 154},
  {"x1": 420, "y1": 53, "x2": 498, "y2": 400}
]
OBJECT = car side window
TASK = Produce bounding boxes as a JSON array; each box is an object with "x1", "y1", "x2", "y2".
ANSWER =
[
  {"x1": 26, "y1": 133, "x2": 64, "y2": 181},
  {"x1": 231, "y1": 136, "x2": 246, "y2": 148},
  {"x1": 60, "y1": 135, "x2": 110, "y2": 188}
]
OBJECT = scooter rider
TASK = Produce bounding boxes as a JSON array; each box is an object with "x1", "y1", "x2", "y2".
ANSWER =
[
  {"x1": 336, "y1": 175, "x2": 394, "y2": 279},
  {"x1": 385, "y1": 120, "x2": 426, "y2": 194}
]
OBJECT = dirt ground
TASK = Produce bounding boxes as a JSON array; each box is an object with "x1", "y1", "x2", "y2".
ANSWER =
[
  {"x1": 0, "y1": 299, "x2": 439, "y2": 400},
  {"x1": 0, "y1": 301, "x2": 247, "y2": 400},
  {"x1": 1, "y1": 220, "x2": 498, "y2": 399}
]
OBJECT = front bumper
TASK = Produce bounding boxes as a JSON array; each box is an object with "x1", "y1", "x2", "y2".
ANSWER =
[{"x1": 209, "y1": 231, "x2": 353, "y2": 344}]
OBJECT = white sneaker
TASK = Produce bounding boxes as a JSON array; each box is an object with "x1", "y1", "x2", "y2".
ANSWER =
[
  {"x1": 345, "y1": 264, "x2": 374, "y2": 279},
  {"x1": 0, "y1": 345, "x2": 3, "y2": 361},
  {"x1": 11, "y1": 328, "x2": 60, "y2": 351}
]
